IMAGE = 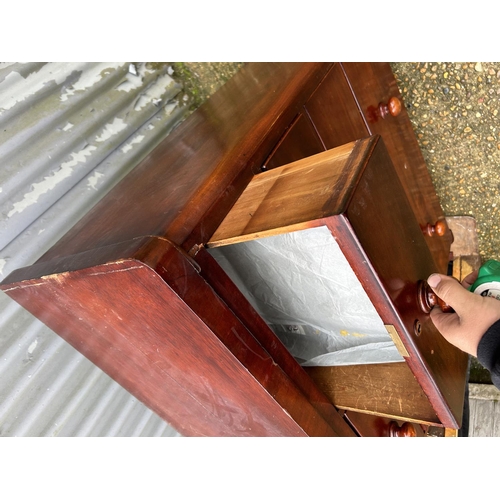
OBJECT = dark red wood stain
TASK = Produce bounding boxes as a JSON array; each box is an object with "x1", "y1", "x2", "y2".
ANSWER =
[{"x1": 1, "y1": 63, "x2": 467, "y2": 436}]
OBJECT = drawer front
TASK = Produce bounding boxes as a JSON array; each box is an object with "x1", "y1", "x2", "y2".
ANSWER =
[
  {"x1": 341, "y1": 62, "x2": 452, "y2": 274},
  {"x1": 208, "y1": 137, "x2": 468, "y2": 428}
]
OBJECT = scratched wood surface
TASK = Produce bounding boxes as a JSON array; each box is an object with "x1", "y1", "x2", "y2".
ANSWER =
[
  {"x1": 305, "y1": 363, "x2": 439, "y2": 425},
  {"x1": 341, "y1": 63, "x2": 453, "y2": 274},
  {"x1": 447, "y1": 216, "x2": 482, "y2": 280},
  {"x1": 340, "y1": 141, "x2": 468, "y2": 427}
]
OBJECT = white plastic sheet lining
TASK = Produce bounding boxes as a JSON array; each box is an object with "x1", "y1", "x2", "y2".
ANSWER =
[{"x1": 209, "y1": 226, "x2": 403, "y2": 366}]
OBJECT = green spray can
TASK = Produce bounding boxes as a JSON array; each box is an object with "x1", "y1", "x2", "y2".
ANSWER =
[{"x1": 469, "y1": 260, "x2": 500, "y2": 300}]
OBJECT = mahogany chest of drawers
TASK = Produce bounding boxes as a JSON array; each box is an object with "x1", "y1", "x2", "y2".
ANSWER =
[{"x1": 1, "y1": 63, "x2": 467, "y2": 436}]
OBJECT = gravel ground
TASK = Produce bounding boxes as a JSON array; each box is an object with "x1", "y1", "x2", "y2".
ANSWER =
[
  {"x1": 173, "y1": 62, "x2": 499, "y2": 262},
  {"x1": 391, "y1": 62, "x2": 500, "y2": 263}
]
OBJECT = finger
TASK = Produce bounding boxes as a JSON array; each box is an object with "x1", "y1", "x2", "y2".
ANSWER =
[
  {"x1": 427, "y1": 273, "x2": 479, "y2": 314},
  {"x1": 461, "y1": 270, "x2": 479, "y2": 289}
]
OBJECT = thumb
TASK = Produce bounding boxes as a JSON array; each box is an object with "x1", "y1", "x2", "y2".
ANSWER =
[
  {"x1": 429, "y1": 304, "x2": 461, "y2": 333},
  {"x1": 427, "y1": 273, "x2": 477, "y2": 314}
]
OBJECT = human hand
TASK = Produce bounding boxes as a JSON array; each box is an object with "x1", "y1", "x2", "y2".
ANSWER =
[{"x1": 427, "y1": 271, "x2": 500, "y2": 356}]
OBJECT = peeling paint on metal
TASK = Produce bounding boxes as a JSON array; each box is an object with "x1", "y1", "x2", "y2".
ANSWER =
[
  {"x1": 0, "y1": 62, "x2": 189, "y2": 437},
  {"x1": 7, "y1": 145, "x2": 97, "y2": 217},
  {"x1": 0, "y1": 64, "x2": 71, "y2": 113},
  {"x1": 116, "y1": 63, "x2": 154, "y2": 92},
  {"x1": 95, "y1": 117, "x2": 127, "y2": 142},
  {"x1": 27, "y1": 339, "x2": 38, "y2": 355},
  {"x1": 121, "y1": 135, "x2": 145, "y2": 153},
  {"x1": 128, "y1": 64, "x2": 138, "y2": 76},
  {"x1": 134, "y1": 74, "x2": 175, "y2": 111},
  {"x1": 59, "y1": 63, "x2": 122, "y2": 102},
  {"x1": 164, "y1": 102, "x2": 178, "y2": 116},
  {"x1": 87, "y1": 171, "x2": 105, "y2": 190}
]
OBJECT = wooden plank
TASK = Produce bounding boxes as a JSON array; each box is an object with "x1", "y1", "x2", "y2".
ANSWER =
[
  {"x1": 469, "y1": 399, "x2": 500, "y2": 437},
  {"x1": 3, "y1": 237, "x2": 353, "y2": 437},
  {"x1": 447, "y1": 215, "x2": 480, "y2": 257},
  {"x1": 305, "y1": 363, "x2": 440, "y2": 425},
  {"x1": 469, "y1": 383, "x2": 500, "y2": 400},
  {"x1": 208, "y1": 139, "x2": 369, "y2": 247},
  {"x1": 447, "y1": 216, "x2": 482, "y2": 281}
]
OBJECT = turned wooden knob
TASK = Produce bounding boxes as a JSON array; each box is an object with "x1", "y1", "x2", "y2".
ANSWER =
[
  {"x1": 424, "y1": 220, "x2": 447, "y2": 237},
  {"x1": 378, "y1": 97, "x2": 402, "y2": 118},
  {"x1": 389, "y1": 421, "x2": 417, "y2": 437},
  {"x1": 417, "y1": 280, "x2": 454, "y2": 314}
]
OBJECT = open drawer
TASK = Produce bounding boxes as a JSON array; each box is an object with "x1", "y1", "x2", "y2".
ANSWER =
[
  {"x1": 207, "y1": 135, "x2": 468, "y2": 428},
  {"x1": 0, "y1": 64, "x2": 468, "y2": 436}
]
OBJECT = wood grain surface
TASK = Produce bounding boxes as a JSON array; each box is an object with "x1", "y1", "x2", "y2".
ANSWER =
[
  {"x1": 1, "y1": 63, "x2": 467, "y2": 435},
  {"x1": 208, "y1": 135, "x2": 467, "y2": 428},
  {"x1": 4, "y1": 237, "x2": 354, "y2": 436},
  {"x1": 306, "y1": 363, "x2": 439, "y2": 425},
  {"x1": 209, "y1": 141, "x2": 359, "y2": 247},
  {"x1": 341, "y1": 62, "x2": 453, "y2": 274}
]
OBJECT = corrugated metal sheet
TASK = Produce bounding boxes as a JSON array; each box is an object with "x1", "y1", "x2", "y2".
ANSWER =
[{"x1": 0, "y1": 62, "x2": 189, "y2": 436}]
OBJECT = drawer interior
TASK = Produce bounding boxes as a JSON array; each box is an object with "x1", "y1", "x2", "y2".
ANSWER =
[
  {"x1": 207, "y1": 135, "x2": 447, "y2": 426},
  {"x1": 209, "y1": 225, "x2": 403, "y2": 367}
]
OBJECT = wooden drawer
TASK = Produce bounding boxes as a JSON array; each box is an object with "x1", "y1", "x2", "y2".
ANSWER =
[
  {"x1": 208, "y1": 136, "x2": 468, "y2": 428},
  {"x1": 304, "y1": 62, "x2": 368, "y2": 150},
  {"x1": 263, "y1": 63, "x2": 451, "y2": 274},
  {"x1": 341, "y1": 63, "x2": 452, "y2": 274},
  {"x1": 262, "y1": 113, "x2": 325, "y2": 171}
]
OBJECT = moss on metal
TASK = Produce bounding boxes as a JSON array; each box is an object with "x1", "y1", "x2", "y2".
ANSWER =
[{"x1": 171, "y1": 62, "x2": 244, "y2": 110}]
